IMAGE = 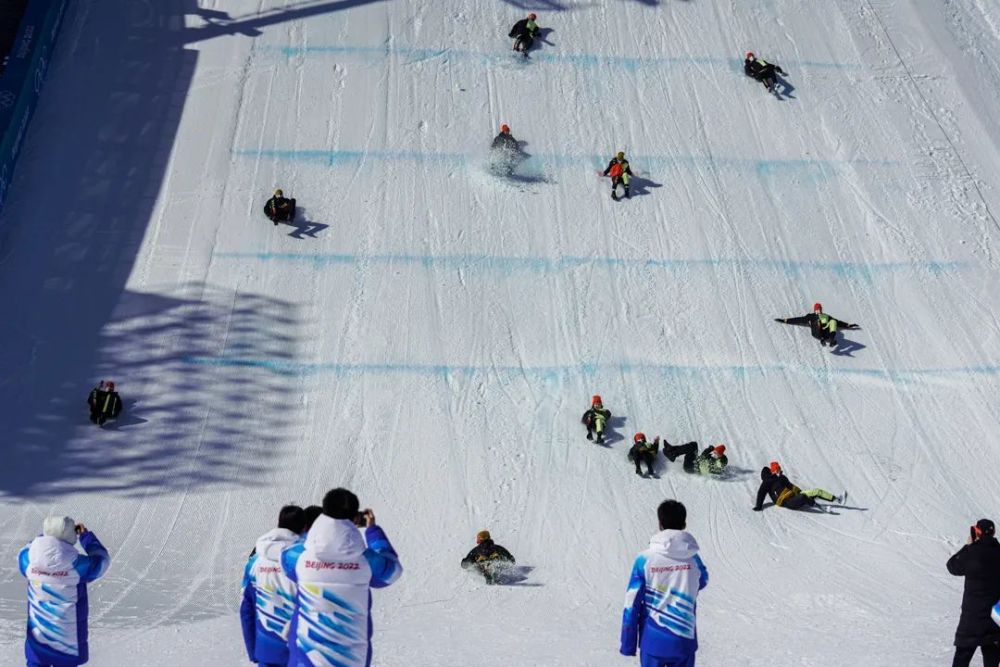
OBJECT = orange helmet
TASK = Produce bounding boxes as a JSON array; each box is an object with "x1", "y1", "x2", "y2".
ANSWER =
[
  {"x1": 713, "y1": 445, "x2": 726, "y2": 456},
  {"x1": 634, "y1": 432, "x2": 646, "y2": 443},
  {"x1": 813, "y1": 302, "x2": 823, "y2": 312},
  {"x1": 769, "y1": 461, "x2": 781, "y2": 474},
  {"x1": 500, "y1": 123, "x2": 510, "y2": 134},
  {"x1": 746, "y1": 52, "x2": 755, "y2": 60},
  {"x1": 528, "y1": 13, "x2": 537, "y2": 20},
  {"x1": 592, "y1": 394, "x2": 602, "y2": 406}
]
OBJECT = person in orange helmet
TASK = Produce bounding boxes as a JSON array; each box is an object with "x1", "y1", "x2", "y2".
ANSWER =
[
  {"x1": 776, "y1": 302, "x2": 859, "y2": 348},
  {"x1": 509, "y1": 13, "x2": 540, "y2": 54},
  {"x1": 628, "y1": 433, "x2": 659, "y2": 477},
  {"x1": 581, "y1": 394, "x2": 612, "y2": 444},
  {"x1": 744, "y1": 51, "x2": 787, "y2": 94},
  {"x1": 663, "y1": 441, "x2": 729, "y2": 475},
  {"x1": 753, "y1": 461, "x2": 843, "y2": 512}
]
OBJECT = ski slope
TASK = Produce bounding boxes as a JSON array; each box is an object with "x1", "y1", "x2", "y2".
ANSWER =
[{"x1": 2, "y1": 0, "x2": 1000, "y2": 664}]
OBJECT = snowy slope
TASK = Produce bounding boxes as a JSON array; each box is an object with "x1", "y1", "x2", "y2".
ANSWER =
[{"x1": 1, "y1": 0, "x2": 999, "y2": 664}]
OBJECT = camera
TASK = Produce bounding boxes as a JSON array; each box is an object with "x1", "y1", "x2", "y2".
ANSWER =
[{"x1": 353, "y1": 512, "x2": 366, "y2": 527}]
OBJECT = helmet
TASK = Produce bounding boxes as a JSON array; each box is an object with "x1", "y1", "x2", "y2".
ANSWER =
[
  {"x1": 476, "y1": 530, "x2": 491, "y2": 543},
  {"x1": 769, "y1": 461, "x2": 781, "y2": 474},
  {"x1": 616, "y1": 151, "x2": 625, "y2": 160},
  {"x1": 592, "y1": 394, "x2": 603, "y2": 406},
  {"x1": 633, "y1": 432, "x2": 646, "y2": 443},
  {"x1": 274, "y1": 188, "x2": 283, "y2": 197},
  {"x1": 746, "y1": 51, "x2": 755, "y2": 60},
  {"x1": 106, "y1": 381, "x2": 115, "y2": 391},
  {"x1": 713, "y1": 445, "x2": 726, "y2": 456},
  {"x1": 528, "y1": 13, "x2": 537, "y2": 20},
  {"x1": 813, "y1": 302, "x2": 823, "y2": 312},
  {"x1": 500, "y1": 123, "x2": 510, "y2": 134}
]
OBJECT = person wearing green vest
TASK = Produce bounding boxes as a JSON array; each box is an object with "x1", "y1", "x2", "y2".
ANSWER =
[
  {"x1": 744, "y1": 52, "x2": 787, "y2": 94},
  {"x1": 581, "y1": 394, "x2": 611, "y2": 444},
  {"x1": 776, "y1": 302, "x2": 859, "y2": 347},
  {"x1": 663, "y1": 442, "x2": 728, "y2": 475},
  {"x1": 628, "y1": 433, "x2": 659, "y2": 477},
  {"x1": 509, "y1": 13, "x2": 540, "y2": 54}
]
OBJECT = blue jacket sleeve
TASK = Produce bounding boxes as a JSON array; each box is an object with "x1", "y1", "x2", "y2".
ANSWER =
[
  {"x1": 364, "y1": 525, "x2": 403, "y2": 588},
  {"x1": 694, "y1": 554, "x2": 709, "y2": 590},
  {"x1": 76, "y1": 532, "x2": 110, "y2": 583},
  {"x1": 620, "y1": 555, "x2": 647, "y2": 656},
  {"x1": 240, "y1": 557, "x2": 257, "y2": 661},
  {"x1": 281, "y1": 543, "x2": 303, "y2": 583},
  {"x1": 18, "y1": 543, "x2": 30, "y2": 577}
]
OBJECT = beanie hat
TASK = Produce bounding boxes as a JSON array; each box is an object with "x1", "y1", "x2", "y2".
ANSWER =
[
  {"x1": 476, "y1": 530, "x2": 491, "y2": 542},
  {"x1": 976, "y1": 519, "x2": 995, "y2": 537},
  {"x1": 43, "y1": 516, "x2": 77, "y2": 545}
]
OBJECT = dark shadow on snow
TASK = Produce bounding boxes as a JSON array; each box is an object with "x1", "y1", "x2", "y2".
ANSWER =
[
  {"x1": 830, "y1": 335, "x2": 866, "y2": 357},
  {"x1": 282, "y1": 205, "x2": 330, "y2": 239},
  {"x1": 602, "y1": 416, "x2": 626, "y2": 445},
  {"x1": 627, "y1": 175, "x2": 663, "y2": 197},
  {"x1": 774, "y1": 74, "x2": 795, "y2": 100}
]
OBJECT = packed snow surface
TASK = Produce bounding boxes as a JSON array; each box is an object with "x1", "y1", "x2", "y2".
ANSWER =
[{"x1": 2, "y1": 0, "x2": 1000, "y2": 664}]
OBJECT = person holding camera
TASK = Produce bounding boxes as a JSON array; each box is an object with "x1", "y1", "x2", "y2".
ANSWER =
[
  {"x1": 241, "y1": 505, "x2": 306, "y2": 667},
  {"x1": 18, "y1": 516, "x2": 111, "y2": 666},
  {"x1": 281, "y1": 488, "x2": 402, "y2": 667},
  {"x1": 947, "y1": 519, "x2": 1000, "y2": 667}
]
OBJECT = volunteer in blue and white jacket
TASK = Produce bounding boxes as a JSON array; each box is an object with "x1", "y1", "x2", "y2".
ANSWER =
[
  {"x1": 281, "y1": 488, "x2": 402, "y2": 667},
  {"x1": 18, "y1": 516, "x2": 110, "y2": 667},
  {"x1": 621, "y1": 499, "x2": 708, "y2": 667},
  {"x1": 241, "y1": 505, "x2": 306, "y2": 666}
]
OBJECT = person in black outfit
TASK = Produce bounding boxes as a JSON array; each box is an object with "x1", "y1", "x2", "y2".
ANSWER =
[
  {"x1": 744, "y1": 52, "x2": 787, "y2": 94},
  {"x1": 581, "y1": 394, "x2": 611, "y2": 444},
  {"x1": 508, "y1": 13, "x2": 540, "y2": 53},
  {"x1": 753, "y1": 462, "x2": 840, "y2": 511},
  {"x1": 264, "y1": 188, "x2": 296, "y2": 225},
  {"x1": 947, "y1": 519, "x2": 1000, "y2": 667},
  {"x1": 88, "y1": 380, "x2": 123, "y2": 425},
  {"x1": 491, "y1": 124, "x2": 519, "y2": 152},
  {"x1": 461, "y1": 530, "x2": 515, "y2": 584},
  {"x1": 776, "y1": 302, "x2": 859, "y2": 347},
  {"x1": 628, "y1": 433, "x2": 659, "y2": 477}
]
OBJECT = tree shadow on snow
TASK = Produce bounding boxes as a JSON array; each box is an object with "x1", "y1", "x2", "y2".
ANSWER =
[{"x1": 282, "y1": 206, "x2": 329, "y2": 239}]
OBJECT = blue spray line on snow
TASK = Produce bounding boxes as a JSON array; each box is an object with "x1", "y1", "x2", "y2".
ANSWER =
[
  {"x1": 180, "y1": 356, "x2": 1000, "y2": 384},
  {"x1": 212, "y1": 251, "x2": 961, "y2": 282},
  {"x1": 273, "y1": 44, "x2": 858, "y2": 72}
]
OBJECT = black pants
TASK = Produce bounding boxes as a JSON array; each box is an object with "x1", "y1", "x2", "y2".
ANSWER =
[
  {"x1": 665, "y1": 442, "x2": 698, "y2": 468},
  {"x1": 514, "y1": 35, "x2": 533, "y2": 52},
  {"x1": 631, "y1": 451, "x2": 654, "y2": 475},
  {"x1": 953, "y1": 645, "x2": 1000, "y2": 667}
]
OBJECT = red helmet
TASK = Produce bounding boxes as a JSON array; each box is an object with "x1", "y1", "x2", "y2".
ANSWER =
[
  {"x1": 634, "y1": 432, "x2": 646, "y2": 443},
  {"x1": 769, "y1": 461, "x2": 781, "y2": 474},
  {"x1": 813, "y1": 302, "x2": 823, "y2": 312},
  {"x1": 713, "y1": 445, "x2": 726, "y2": 456},
  {"x1": 106, "y1": 381, "x2": 115, "y2": 391},
  {"x1": 500, "y1": 123, "x2": 510, "y2": 134},
  {"x1": 592, "y1": 394, "x2": 603, "y2": 406},
  {"x1": 746, "y1": 51, "x2": 755, "y2": 60},
  {"x1": 528, "y1": 13, "x2": 537, "y2": 20}
]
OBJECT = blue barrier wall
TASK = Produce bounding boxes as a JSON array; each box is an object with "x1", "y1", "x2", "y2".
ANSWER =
[{"x1": 0, "y1": 0, "x2": 67, "y2": 212}]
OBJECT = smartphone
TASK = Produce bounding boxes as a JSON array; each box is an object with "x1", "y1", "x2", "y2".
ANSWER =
[{"x1": 353, "y1": 512, "x2": 366, "y2": 527}]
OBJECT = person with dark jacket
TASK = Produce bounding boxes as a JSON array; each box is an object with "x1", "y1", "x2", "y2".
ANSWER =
[
  {"x1": 263, "y1": 189, "x2": 296, "y2": 225},
  {"x1": 753, "y1": 461, "x2": 841, "y2": 511},
  {"x1": 628, "y1": 433, "x2": 659, "y2": 477},
  {"x1": 461, "y1": 530, "x2": 515, "y2": 584},
  {"x1": 744, "y1": 52, "x2": 787, "y2": 93},
  {"x1": 509, "y1": 13, "x2": 540, "y2": 53},
  {"x1": 663, "y1": 442, "x2": 728, "y2": 475},
  {"x1": 491, "y1": 124, "x2": 518, "y2": 152},
  {"x1": 947, "y1": 519, "x2": 1000, "y2": 667},
  {"x1": 88, "y1": 380, "x2": 123, "y2": 425},
  {"x1": 776, "y1": 302, "x2": 859, "y2": 347},
  {"x1": 602, "y1": 151, "x2": 632, "y2": 200},
  {"x1": 581, "y1": 394, "x2": 611, "y2": 444}
]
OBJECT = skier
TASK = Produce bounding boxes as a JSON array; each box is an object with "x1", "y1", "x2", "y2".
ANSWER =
[
  {"x1": 753, "y1": 461, "x2": 842, "y2": 512},
  {"x1": 18, "y1": 516, "x2": 111, "y2": 667},
  {"x1": 744, "y1": 52, "x2": 787, "y2": 94},
  {"x1": 461, "y1": 530, "x2": 516, "y2": 585},
  {"x1": 620, "y1": 499, "x2": 709, "y2": 666},
  {"x1": 263, "y1": 188, "x2": 296, "y2": 225},
  {"x1": 88, "y1": 380, "x2": 122, "y2": 426},
  {"x1": 663, "y1": 442, "x2": 729, "y2": 475},
  {"x1": 508, "y1": 13, "x2": 540, "y2": 54},
  {"x1": 602, "y1": 151, "x2": 632, "y2": 200},
  {"x1": 581, "y1": 394, "x2": 611, "y2": 444},
  {"x1": 947, "y1": 519, "x2": 1000, "y2": 667},
  {"x1": 241, "y1": 506, "x2": 305, "y2": 666},
  {"x1": 490, "y1": 124, "x2": 523, "y2": 175},
  {"x1": 775, "y1": 302, "x2": 859, "y2": 347},
  {"x1": 628, "y1": 433, "x2": 659, "y2": 477}
]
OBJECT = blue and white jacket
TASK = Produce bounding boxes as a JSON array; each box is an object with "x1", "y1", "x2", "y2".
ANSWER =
[
  {"x1": 241, "y1": 527, "x2": 300, "y2": 664},
  {"x1": 281, "y1": 515, "x2": 402, "y2": 667},
  {"x1": 620, "y1": 529, "x2": 708, "y2": 660},
  {"x1": 18, "y1": 532, "x2": 110, "y2": 666}
]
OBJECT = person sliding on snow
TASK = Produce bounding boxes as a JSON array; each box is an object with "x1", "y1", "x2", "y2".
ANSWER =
[
  {"x1": 461, "y1": 530, "x2": 515, "y2": 585},
  {"x1": 744, "y1": 52, "x2": 786, "y2": 94},
  {"x1": 88, "y1": 380, "x2": 122, "y2": 425},
  {"x1": 776, "y1": 302, "x2": 859, "y2": 347},
  {"x1": 628, "y1": 433, "x2": 659, "y2": 477},
  {"x1": 509, "y1": 13, "x2": 540, "y2": 53},
  {"x1": 603, "y1": 151, "x2": 632, "y2": 200},
  {"x1": 582, "y1": 394, "x2": 611, "y2": 444},
  {"x1": 663, "y1": 442, "x2": 728, "y2": 475},
  {"x1": 263, "y1": 188, "x2": 296, "y2": 225},
  {"x1": 753, "y1": 461, "x2": 842, "y2": 512},
  {"x1": 492, "y1": 124, "x2": 518, "y2": 152}
]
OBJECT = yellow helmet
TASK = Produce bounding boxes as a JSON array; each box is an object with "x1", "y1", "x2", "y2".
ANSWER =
[
  {"x1": 616, "y1": 151, "x2": 625, "y2": 160},
  {"x1": 274, "y1": 188, "x2": 283, "y2": 197}
]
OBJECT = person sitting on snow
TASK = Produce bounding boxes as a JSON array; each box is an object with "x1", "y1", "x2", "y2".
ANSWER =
[
  {"x1": 461, "y1": 530, "x2": 516, "y2": 585},
  {"x1": 88, "y1": 380, "x2": 122, "y2": 426},
  {"x1": 744, "y1": 52, "x2": 786, "y2": 93},
  {"x1": 776, "y1": 302, "x2": 859, "y2": 347},
  {"x1": 263, "y1": 188, "x2": 296, "y2": 224},
  {"x1": 628, "y1": 433, "x2": 659, "y2": 477},
  {"x1": 582, "y1": 394, "x2": 612, "y2": 444},
  {"x1": 753, "y1": 461, "x2": 842, "y2": 512},
  {"x1": 509, "y1": 13, "x2": 540, "y2": 53}
]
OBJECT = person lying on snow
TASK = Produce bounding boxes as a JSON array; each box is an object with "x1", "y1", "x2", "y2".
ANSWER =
[
  {"x1": 744, "y1": 52, "x2": 787, "y2": 93},
  {"x1": 775, "y1": 302, "x2": 859, "y2": 347},
  {"x1": 753, "y1": 461, "x2": 842, "y2": 511},
  {"x1": 461, "y1": 530, "x2": 515, "y2": 585},
  {"x1": 663, "y1": 442, "x2": 728, "y2": 475}
]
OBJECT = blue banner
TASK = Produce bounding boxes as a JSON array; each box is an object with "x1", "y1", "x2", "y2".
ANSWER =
[{"x1": 0, "y1": 0, "x2": 68, "y2": 213}]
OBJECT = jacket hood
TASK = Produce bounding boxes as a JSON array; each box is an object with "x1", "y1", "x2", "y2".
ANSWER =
[
  {"x1": 256, "y1": 527, "x2": 300, "y2": 562},
  {"x1": 28, "y1": 535, "x2": 79, "y2": 569},
  {"x1": 649, "y1": 529, "x2": 700, "y2": 560},
  {"x1": 305, "y1": 514, "x2": 366, "y2": 561}
]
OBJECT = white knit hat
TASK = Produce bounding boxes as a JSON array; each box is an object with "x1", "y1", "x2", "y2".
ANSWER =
[{"x1": 43, "y1": 516, "x2": 77, "y2": 545}]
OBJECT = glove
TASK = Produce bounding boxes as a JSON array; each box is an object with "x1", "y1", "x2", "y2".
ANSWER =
[
  {"x1": 846, "y1": 323, "x2": 860, "y2": 330},
  {"x1": 774, "y1": 318, "x2": 786, "y2": 323},
  {"x1": 752, "y1": 506, "x2": 763, "y2": 512}
]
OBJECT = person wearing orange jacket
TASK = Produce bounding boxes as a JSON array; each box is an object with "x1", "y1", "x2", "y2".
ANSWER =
[{"x1": 603, "y1": 151, "x2": 632, "y2": 200}]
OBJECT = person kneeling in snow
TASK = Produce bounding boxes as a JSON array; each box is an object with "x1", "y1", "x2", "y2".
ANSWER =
[
  {"x1": 663, "y1": 442, "x2": 728, "y2": 476},
  {"x1": 621, "y1": 499, "x2": 709, "y2": 667},
  {"x1": 263, "y1": 189, "x2": 296, "y2": 225},
  {"x1": 461, "y1": 530, "x2": 515, "y2": 585},
  {"x1": 753, "y1": 461, "x2": 841, "y2": 512}
]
